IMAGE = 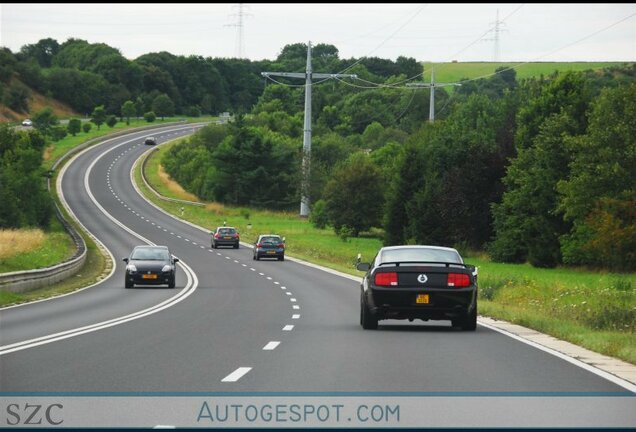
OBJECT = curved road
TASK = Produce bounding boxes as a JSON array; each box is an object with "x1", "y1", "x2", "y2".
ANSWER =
[{"x1": 0, "y1": 126, "x2": 633, "y2": 425}]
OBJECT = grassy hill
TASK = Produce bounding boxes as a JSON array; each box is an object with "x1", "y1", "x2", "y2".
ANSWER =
[
  {"x1": 0, "y1": 78, "x2": 80, "y2": 123},
  {"x1": 419, "y1": 61, "x2": 631, "y2": 84}
]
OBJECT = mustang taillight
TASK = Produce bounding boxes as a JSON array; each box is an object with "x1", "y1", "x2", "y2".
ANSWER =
[
  {"x1": 278, "y1": 243, "x2": 285, "y2": 249},
  {"x1": 447, "y1": 273, "x2": 470, "y2": 287},
  {"x1": 375, "y1": 272, "x2": 398, "y2": 287},
  {"x1": 256, "y1": 243, "x2": 262, "y2": 248}
]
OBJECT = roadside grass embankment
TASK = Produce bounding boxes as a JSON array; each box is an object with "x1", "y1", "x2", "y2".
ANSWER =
[
  {"x1": 0, "y1": 223, "x2": 73, "y2": 273},
  {"x1": 137, "y1": 140, "x2": 636, "y2": 365}
]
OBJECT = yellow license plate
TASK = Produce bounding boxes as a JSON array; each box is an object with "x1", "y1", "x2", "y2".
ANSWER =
[
  {"x1": 142, "y1": 274, "x2": 158, "y2": 280},
  {"x1": 416, "y1": 294, "x2": 430, "y2": 304},
  {"x1": 224, "y1": 236, "x2": 232, "y2": 239},
  {"x1": 267, "y1": 250, "x2": 276, "y2": 254}
]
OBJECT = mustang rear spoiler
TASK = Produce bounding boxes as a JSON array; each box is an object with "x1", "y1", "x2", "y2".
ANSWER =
[{"x1": 378, "y1": 261, "x2": 478, "y2": 276}]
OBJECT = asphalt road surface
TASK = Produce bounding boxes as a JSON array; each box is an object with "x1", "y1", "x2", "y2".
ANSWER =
[{"x1": 0, "y1": 126, "x2": 633, "y2": 427}]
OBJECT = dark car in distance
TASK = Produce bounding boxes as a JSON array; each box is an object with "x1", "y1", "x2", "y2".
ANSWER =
[
  {"x1": 253, "y1": 234, "x2": 285, "y2": 261},
  {"x1": 144, "y1": 136, "x2": 157, "y2": 145},
  {"x1": 211, "y1": 226, "x2": 240, "y2": 249},
  {"x1": 356, "y1": 245, "x2": 477, "y2": 331},
  {"x1": 123, "y1": 245, "x2": 179, "y2": 289}
]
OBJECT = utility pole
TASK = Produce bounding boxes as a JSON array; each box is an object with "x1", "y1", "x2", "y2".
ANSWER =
[
  {"x1": 406, "y1": 68, "x2": 461, "y2": 122},
  {"x1": 261, "y1": 41, "x2": 357, "y2": 217}
]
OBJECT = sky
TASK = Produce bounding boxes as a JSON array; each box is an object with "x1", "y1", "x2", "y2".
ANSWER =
[{"x1": 1, "y1": 3, "x2": 635, "y2": 63}]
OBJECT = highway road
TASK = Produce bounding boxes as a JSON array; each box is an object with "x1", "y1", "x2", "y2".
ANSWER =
[{"x1": 0, "y1": 126, "x2": 633, "y2": 426}]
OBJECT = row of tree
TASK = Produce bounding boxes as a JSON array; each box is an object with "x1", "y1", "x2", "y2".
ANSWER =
[{"x1": 1, "y1": 39, "x2": 422, "y2": 119}]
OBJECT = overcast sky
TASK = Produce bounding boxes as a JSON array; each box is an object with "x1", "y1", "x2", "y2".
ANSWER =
[{"x1": 1, "y1": 3, "x2": 635, "y2": 63}]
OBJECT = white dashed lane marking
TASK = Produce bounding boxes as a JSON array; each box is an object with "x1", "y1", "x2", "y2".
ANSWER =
[
  {"x1": 292, "y1": 314, "x2": 300, "y2": 319},
  {"x1": 221, "y1": 367, "x2": 252, "y2": 383},
  {"x1": 262, "y1": 341, "x2": 280, "y2": 351},
  {"x1": 282, "y1": 325, "x2": 294, "y2": 331},
  {"x1": 293, "y1": 305, "x2": 300, "y2": 310}
]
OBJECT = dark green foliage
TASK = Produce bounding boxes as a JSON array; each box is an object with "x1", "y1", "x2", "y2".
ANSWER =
[
  {"x1": 490, "y1": 113, "x2": 577, "y2": 267},
  {"x1": 185, "y1": 106, "x2": 201, "y2": 117},
  {"x1": 106, "y1": 115, "x2": 117, "y2": 128},
  {"x1": 152, "y1": 93, "x2": 175, "y2": 120},
  {"x1": 32, "y1": 107, "x2": 59, "y2": 133},
  {"x1": 557, "y1": 84, "x2": 636, "y2": 271},
  {"x1": 3, "y1": 80, "x2": 30, "y2": 112},
  {"x1": 17, "y1": 38, "x2": 59, "y2": 68},
  {"x1": 309, "y1": 199, "x2": 329, "y2": 229},
  {"x1": 121, "y1": 100, "x2": 136, "y2": 125},
  {"x1": 323, "y1": 152, "x2": 384, "y2": 237},
  {"x1": 143, "y1": 111, "x2": 156, "y2": 123},
  {"x1": 0, "y1": 48, "x2": 17, "y2": 82},
  {"x1": 163, "y1": 120, "x2": 297, "y2": 209},
  {"x1": 91, "y1": 105, "x2": 106, "y2": 130},
  {"x1": 45, "y1": 67, "x2": 109, "y2": 114},
  {"x1": 67, "y1": 118, "x2": 81, "y2": 136},
  {"x1": 49, "y1": 125, "x2": 67, "y2": 141},
  {"x1": 0, "y1": 125, "x2": 52, "y2": 228},
  {"x1": 82, "y1": 122, "x2": 92, "y2": 133}
]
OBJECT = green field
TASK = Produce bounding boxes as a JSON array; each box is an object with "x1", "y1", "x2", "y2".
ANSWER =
[
  {"x1": 419, "y1": 61, "x2": 630, "y2": 85},
  {"x1": 137, "y1": 141, "x2": 636, "y2": 364}
]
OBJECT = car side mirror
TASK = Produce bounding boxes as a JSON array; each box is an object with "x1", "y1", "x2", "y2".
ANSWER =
[
  {"x1": 356, "y1": 262, "x2": 371, "y2": 272},
  {"x1": 122, "y1": 258, "x2": 129, "y2": 263},
  {"x1": 282, "y1": 237, "x2": 286, "y2": 242},
  {"x1": 173, "y1": 257, "x2": 180, "y2": 263}
]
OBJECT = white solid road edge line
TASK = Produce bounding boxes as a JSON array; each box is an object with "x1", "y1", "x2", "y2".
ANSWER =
[
  {"x1": 221, "y1": 367, "x2": 252, "y2": 382},
  {"x1": 477, "y1": 320, "x2": 636, "y2": 393},
  {"x1": 130, "y1": 142, "x2": 636, "y2": 393}
]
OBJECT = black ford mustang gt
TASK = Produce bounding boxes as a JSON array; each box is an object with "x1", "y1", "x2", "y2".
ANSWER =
[
  {"x1": 123, "y1": 245, "x2": 179, "y2": 289},
  {"x1": 356, "y1": 245, "x2": 478, "y2": 330}
]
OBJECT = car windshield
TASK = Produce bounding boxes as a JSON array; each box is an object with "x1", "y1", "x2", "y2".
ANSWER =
[
  {"x1": 261, "y1": 236, "x2": 281, "y2": 244},
  {"x1": 131, "y1": 248, "x2": 169, "y2": 261},
  {"x1": 218, "y1": 228, "x2": 236, "y2": 235},
  {"x1": 380, "y1": 248, "x2": 462, "y2": 264}
]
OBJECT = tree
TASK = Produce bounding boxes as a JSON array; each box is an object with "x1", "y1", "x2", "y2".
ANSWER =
[
  {"x1": 121, "y1": 100, "x2": 136, "y2": 125},
  {"x1": 91, "y1": 105, "x2": 106, "y2": 130},
  {"x1": 106, "y1": 114, "x2": 117, "y2": 128},
  {"x1": 67, "y1": 118, "x2": 82, "y2": 136},
  {"x1": 144, "y1": 111, "x2": 156, "y2": 122},
  {"x1": 151, "y1": 93, "x2": 175, "y2": 121},
  {"x1": 557, "y1": 84, "x2": 636, "y2": 270},
  {"x1": 32, "y1": 107, "x2": 59, "y2": 134},
  {"x1": 82, "y1": 122, "x2": 92, "y2": 133},
  {"x1": 323, "y1": 152, "x2": 384, "y2": 237}
]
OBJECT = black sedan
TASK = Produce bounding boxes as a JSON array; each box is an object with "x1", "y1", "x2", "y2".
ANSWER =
[
  {"x1": 123, "y1": 245, "x2": 179, "y2": 288},
  {"x1": 144, "y1": 136, "x2": 157, "y2": 145},
  {"x1": 356, "y1": 245, "x2": 477, "y2": 330}
]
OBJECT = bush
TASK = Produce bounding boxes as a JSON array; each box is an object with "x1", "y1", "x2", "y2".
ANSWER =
[
  {"x1": 144, "y1": 111, "x2": 156, "y2": 123},
  {"x1": 50, "y1": 125, "x2": 67, "y2": 141},
  {"x1": 82, "y1": 122, "x2": 92, "y2": 133},
  {"x1": 106, "y1": 114, "x2": 117, "y2": 128},
  {"x1": 67, "y1": 118, "x2": 81, "y2": 136},
  {"x1": 309, "y1": 199, "x2": 329, "y2": 229}
]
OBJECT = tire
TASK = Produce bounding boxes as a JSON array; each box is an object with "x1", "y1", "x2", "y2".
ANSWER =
[
  {"x1": 168, "y1": 275, "x2": 176, "y2": 289},
  {"x1": 211, "y1": 241, "x2": 216, "y2": 249},
  {"x1": 125, "y1": 278, "x2": 133, "y2": 289},
  {"x1": 360, "y1": 292, "x2": 378, "y2": 330},
  {"x1": 455, "y1": 303, "x2": 477, "y2": 331},
  {"x1": 234, "y1": 243, "x2": 239, "y2": 249},
  {"x1": 252, "y1": 253, "x2": 256, "y2": 260},
  {"x1": 278, "y1": 255, "x2": 284, "y2": 261},
  {"x1": 255, "y1": 254, "x2": 260, "y2": 261}
]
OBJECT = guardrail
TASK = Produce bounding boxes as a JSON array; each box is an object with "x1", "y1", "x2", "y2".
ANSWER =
[{"x1": 0, "y1": 121, "x2": 190, "y2": 294}]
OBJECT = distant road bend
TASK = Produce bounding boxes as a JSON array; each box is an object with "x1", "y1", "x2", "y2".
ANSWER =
[{"x1": 0, "y1": 125, "x2": 633, "y2": 426}]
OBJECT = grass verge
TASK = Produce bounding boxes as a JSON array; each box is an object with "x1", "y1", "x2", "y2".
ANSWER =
[{"x1": 136, "y1": 140, "x2": 636, "y2": 364}]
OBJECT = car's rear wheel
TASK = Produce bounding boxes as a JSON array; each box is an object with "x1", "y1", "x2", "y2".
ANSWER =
[
  {"x1": 360, "y1": 292, "x2": 378, "y2": 330},
  {"x1": 125, "y1": 278, "x2": 133, "y2": 289},
  {"x1": 453, "y1": 304, "x2": 477, "y2": 331},
  {"x1": 211, "y1": 241, "x2": 216, "y2": 249},
  {"x1": 234, "y1": 243, "x2": 239, "y2": 249},
  {"x1": 168, "y1": 275, "x2": 176, "y2": 289},
  {"x1": 278, "y1": 255, "x2": 284, "y2": 261}
]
